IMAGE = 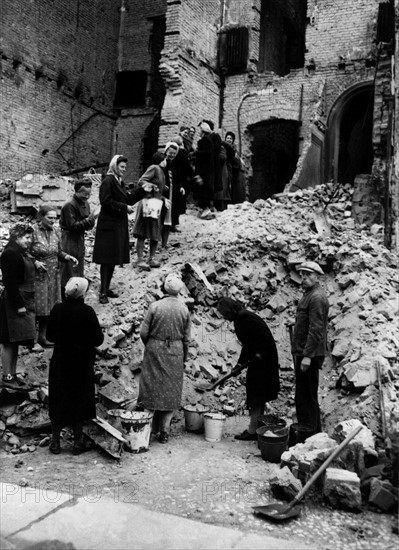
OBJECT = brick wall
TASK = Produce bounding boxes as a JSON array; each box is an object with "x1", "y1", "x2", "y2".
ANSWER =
[{"x1": 0, "y1": 0, "x2": 120, "y2": 180}]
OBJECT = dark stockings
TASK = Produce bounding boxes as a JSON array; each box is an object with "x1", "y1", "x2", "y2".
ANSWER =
[{"x1": 100, "y1": 264, "x2": 115, "y2": 295}]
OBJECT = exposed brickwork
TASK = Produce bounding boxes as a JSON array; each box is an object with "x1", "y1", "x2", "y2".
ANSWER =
[{"x1": 0, "y1": 0, "x2": 120, "y2": 179}]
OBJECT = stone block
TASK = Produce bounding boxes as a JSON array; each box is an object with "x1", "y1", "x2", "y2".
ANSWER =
[
  {"x1": 199, "y1": 364, "x2": 219, "y2": 380},
  {"x1": 323, "y1": 467, "x2": 361, "y2": 511},
  {"x1": 333, "y1": 419, "x2": 378, "y2": 474},
  {"x1": 270, "y1": 466, "x2": 303, "y2": 501},
  {"x1": 368, "y1": 478, "x2": 397, "y2": 511}
]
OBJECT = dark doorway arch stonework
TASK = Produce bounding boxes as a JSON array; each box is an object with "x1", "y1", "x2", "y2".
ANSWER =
[{"x1": 324, "y1": 82, "x2": 374, "y2": 184}]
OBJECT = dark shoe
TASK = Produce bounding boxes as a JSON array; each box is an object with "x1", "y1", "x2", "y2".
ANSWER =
[
  {"x1": 38, "y1": 337, "x2": 54, "y2": 348},
  {"x1": 170, "y1": 226, "x2": 180, "y2": 233},
  {"x1": 2, "y1": 375, "x2": 21, "y2": 391},
  {"x1": 72, "y1": 440, "x2": 92, "y2": 455},
  {"x1": 135, "y1": 259, "x2": 151, "y2": 271},
  {"x1": 234, "y1": 430, "x2": 258, "y2": 441},
  {"x1": 49, "y1": 438, "x2": 61, "y2": 454},
  {"x1": 106, "y1": 289, "x2": 119, "y2": 298},
  {"x1": 99, "y1": 293, "x2": 109, "y2": 304},
  {"x1": 159, "y1": 431, "x2": 169, "y2": 444}
]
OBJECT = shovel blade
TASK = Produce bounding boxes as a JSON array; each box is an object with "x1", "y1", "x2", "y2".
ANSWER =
[
  {"x1": 194, "y1": 382, "x2": 213, "y2": 392},
  {"x1": 253, "y1": 503, "x2": 301, "y2": 522}
]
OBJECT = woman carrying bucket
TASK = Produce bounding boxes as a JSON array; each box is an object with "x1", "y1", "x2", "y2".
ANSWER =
[
  {"x1": 137, "y1": 273, "x2": 191, "y2": 443},
  {"x1": 217, "y1": 297, "x2": 280, "y2": 441}
]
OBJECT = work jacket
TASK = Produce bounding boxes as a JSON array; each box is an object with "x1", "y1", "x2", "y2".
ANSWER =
[{"x1": 292, "y1": 283, "x2": 329, "y2": 358}]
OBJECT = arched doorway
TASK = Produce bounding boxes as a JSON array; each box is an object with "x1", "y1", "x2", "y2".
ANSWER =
[{"x1": 325, "y1": 82, "x2": 374, "y2": 184}]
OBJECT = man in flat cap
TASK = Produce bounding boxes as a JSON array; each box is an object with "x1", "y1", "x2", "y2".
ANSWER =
[{"x1": 291, "y1": 261, "x2": 329, "y2": 435}]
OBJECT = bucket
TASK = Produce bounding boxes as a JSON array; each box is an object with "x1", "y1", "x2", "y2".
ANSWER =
[
  {"x1": 183, "y1": 404, "x2": 209, "y2": 434},
  {"x1": 119, "y1": 411, "x2": 154, "y2": 453},
  {"x1": 257, "y1": 413, "x2": 287, "y2": 433},
  {"x1": 288, "y1": 423, "x2": 315, "y2": 447},
  {"x1": 203, "y1": 413, "x2": 226, "y2": 442},
  {"x1": 256, "y1": 425, "x2": 288, "y2": 463}
]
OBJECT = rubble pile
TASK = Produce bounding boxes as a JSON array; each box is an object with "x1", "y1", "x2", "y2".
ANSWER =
[{"x1": 0, "y1": 181, "x2": 398, "y2": 464}]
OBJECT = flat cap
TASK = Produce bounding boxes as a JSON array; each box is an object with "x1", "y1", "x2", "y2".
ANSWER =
[{"x1": 298, "y1": 261, "x2": 324, "y2": 275}]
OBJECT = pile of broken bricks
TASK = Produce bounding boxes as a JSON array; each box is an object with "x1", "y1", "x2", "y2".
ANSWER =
[{"x1": 270, "y1": 419, "x2": 398, "y2": 514}]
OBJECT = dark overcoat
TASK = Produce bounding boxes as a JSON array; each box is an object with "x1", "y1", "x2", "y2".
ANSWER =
[
  {"x1": 47, "y1": 299, "x2": 104, "y2": 425},
  {"x1": 195, "y1": 134, "x2": 215, "y2": 202},
  {"x1": 234, "y1": 310, "x2": 280, "y2": 407},
  {"x1": 92, "y1": 175, "x2": 145, "y2": 265}
]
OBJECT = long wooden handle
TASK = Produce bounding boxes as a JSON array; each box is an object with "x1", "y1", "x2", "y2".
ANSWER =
[{"x1": 287, "y1": 424, "x2": 363, "y2": 510}]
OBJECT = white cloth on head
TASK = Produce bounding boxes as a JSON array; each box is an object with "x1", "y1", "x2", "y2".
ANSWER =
[
  {"x1": 65, "y1": 277, "x2": 89, "y2": 299},
  {"x1": 163, "y1": 142, "x2": 179, "y2": 154},
  {"x1": 164, "y1": 273, "x2": 183, "y2": 296},
  {"x1": 107, "y1": 155, "x2": 125, "y2": 181},
  {"x1": 200, "y1": 122, "x2": 211, "y2": 134}
]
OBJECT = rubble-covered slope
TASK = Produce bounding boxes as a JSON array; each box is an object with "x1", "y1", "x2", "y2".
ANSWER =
[{"x1": 0, "y1": 182, "x2": 398, "y2": 449}]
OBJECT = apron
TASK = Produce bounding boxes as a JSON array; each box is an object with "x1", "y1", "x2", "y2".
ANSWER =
[{"x1": 4, "y1": 255, "x2": 36, "y2": 343}]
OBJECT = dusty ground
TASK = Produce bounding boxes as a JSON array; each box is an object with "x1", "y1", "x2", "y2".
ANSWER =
[{"x1": 1, "y1": 204, "x2": 398, "y2": 549}]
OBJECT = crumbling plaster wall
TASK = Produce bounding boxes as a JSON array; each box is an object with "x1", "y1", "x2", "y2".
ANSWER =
[
  {"x1": 395, "y1": 0, "x2": 399, "y2": 253},
  {"x1": 0, "y1": 0, "x2": 120, "y2": 180}
]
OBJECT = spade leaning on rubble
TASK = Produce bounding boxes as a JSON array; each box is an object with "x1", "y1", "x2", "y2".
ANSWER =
[
  {"x1": 217, "y1": 297, "x2": 280, "y2": 441},
  {"x1": 0, "y1": 223, "x2": 36, "y2": 391},
  {"x1": 46, "y1": 277, "x2": 104, "y2": 455},
  {"x1": 290, "y1": 261, "x2": 329, "y2": 437}
]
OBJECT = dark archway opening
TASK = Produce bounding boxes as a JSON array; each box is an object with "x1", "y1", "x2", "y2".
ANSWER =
[
  {"x1": 249, "y1": 119, "x2": 300, "y2": 200},
  {"x1": 325, "y1": 83, "x2": 374, "y2": 184}
]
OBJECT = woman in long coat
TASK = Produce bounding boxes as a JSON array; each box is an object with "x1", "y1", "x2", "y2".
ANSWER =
[
  {"x1": 46, "y1": 277, "x2": 104, "y2": 455},
  {"x1": 31, "y1": 205, "x2": 78, "y2": 347},
  {"x1": 92, "y1": 155, "x2": 145, "y2": 303},
  {"x1": 138, "y1": 273, "x2": 191, "y2": 443},
  {"x1": 217, "y1": 297, "x2": 280, "y2": 441},
  {"x1": 0, "y1": 223, "x2": 36, "y2": 390}
]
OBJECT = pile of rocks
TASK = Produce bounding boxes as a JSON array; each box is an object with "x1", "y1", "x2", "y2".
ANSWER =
[{"x1": 0, "y1": 180, "x2": 398, "y2": 461}]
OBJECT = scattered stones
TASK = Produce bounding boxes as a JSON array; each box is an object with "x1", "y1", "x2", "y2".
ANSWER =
[{"x1": 269, "y1": 466, "x2": 303, "y2": 501}]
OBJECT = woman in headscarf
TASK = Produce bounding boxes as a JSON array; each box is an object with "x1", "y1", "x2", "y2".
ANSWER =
[
  {"x1": 137, "y1": 273, "x2": 191, "y2": 443},
  {"x1": 217, "y1": 297, "x2": 280, "y2": 441},
  {"x1": 0, "y1": 223, "x2": 35, "y2": 390},
  {"x1": 93, "y1": 155, "x2": 146, "y2": 304},
  {"x1": 31, "y1": 205, "x2": 78, "y2": 347},
  {"x1": 46, "y1": 277, "x2": 104, "y2": 455},
  {"x1": 133, "y1": 142, "x2": 179, "y2": 268}
]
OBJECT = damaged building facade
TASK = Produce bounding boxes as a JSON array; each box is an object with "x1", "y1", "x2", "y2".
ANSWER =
[{"x1": 1, "y1": 0, "x2": 398, "y2": 248}]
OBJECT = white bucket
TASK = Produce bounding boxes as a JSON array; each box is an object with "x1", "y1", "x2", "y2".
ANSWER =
[
  {"x1": 119, "y1": 411, "x2": 154, "y2": 453},
  {"x1": 203, "y1": 413, "x2": 226, "y2": 442},
  {"x1": 183, "y1": 404, "x2": 209, "y2": 433}
]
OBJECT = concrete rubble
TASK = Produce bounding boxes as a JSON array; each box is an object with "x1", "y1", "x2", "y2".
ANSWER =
[
  {"x1": 323, "y1": 467, "x2": 362, "y2": 511},
  {"x1": 0, "y1": 179, "x2": 398, "y2": 515}
]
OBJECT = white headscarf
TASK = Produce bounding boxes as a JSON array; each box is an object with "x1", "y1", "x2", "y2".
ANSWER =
[
  {"x1": 107, "y1": 155, "x2": 126, "y2": 181},
  {"x1": 163, "y1": 142, "x2": 179, "y2": 154},
  {"x1": 200, "y1": 122, "x2": 211, "y2": 134},
  {"x1": 164, "y1": 273, "x2": 183, "y2": 296},
  {"x1": 65, "y1": 277, "x2": 89, "y2": 299}
]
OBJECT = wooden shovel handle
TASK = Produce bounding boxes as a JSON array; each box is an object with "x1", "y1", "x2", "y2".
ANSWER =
[{"x1": 287, "y1": 424, "x2": 363, "y2": 511}]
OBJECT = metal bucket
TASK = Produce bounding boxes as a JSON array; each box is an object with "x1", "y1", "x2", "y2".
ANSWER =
[
  {"x1": 183, "y1": 404, "x2": 210, "y2": 433},
  {"x1": 107, "y1": 409, "x2": 125, "y2": 432},
  {"x1": 256, "y1": 425, "x2": 288, "y2": 463},
  {"x1": 203, "y1": 413, "x2": 226, "y2": 442},
  {"x1": 119, "y1": 411, "x2": 154, "y2": 453},
  {"x1": 288, "y1": 423, "x2": 315, "y2": 447}
]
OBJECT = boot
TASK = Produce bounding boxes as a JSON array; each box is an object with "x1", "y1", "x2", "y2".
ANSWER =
[{"x1": 49, "y1": 437, "x2": 61, "y2": 454}]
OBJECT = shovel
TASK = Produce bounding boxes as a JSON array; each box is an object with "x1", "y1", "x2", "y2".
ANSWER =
[
  {"x1": 194, "y1": 357, "x2": 259, "y2": 393},
  {"x1": 253, "y1": 424, "x2": 363, "y2": 522}
]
